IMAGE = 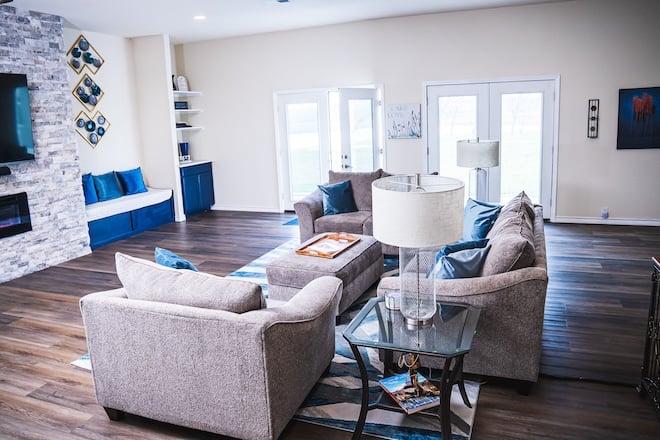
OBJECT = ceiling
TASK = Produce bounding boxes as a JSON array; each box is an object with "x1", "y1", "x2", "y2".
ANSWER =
[{"x1": 9, "y1": 0, "x2": 566, "y2": 44}]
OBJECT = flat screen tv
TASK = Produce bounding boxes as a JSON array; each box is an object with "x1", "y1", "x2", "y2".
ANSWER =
[{"x1": 0, "y1": 73, "x2": 36, "y2": 164}]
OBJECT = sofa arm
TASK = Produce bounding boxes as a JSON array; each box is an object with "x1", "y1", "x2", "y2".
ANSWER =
[{"x1": 293, "y1": 188, "x2": 324, "y2": 242}]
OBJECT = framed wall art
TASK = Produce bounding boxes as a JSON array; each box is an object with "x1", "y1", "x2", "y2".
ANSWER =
[
  {"x1": 617, "y1": 86, "x2": 660, "y2": 150},
  {"x1": 386, "y1": 104, "x2": 421, "y2": 139}
]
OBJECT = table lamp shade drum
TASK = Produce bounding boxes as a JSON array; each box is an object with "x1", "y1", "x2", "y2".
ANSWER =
[
  {"x1": 372, "y1": 175, "x2": 465, "y2": 325},
  {"x1": 456, "y1": 139, "x2": 500, "y2": 168}
]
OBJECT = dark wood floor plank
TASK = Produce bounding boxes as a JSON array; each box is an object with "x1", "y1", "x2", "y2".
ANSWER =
[{"x1": 0, "y1": 212, "x2": 658, "y2": 439}]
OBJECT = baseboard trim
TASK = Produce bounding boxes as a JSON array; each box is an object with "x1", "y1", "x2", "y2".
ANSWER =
[
  {"x1": 552, "y1": 216, "x2": 660, "y2": 227},
  {"x1": 211, "y1": 205, "x2": 282, "y2": 213}
]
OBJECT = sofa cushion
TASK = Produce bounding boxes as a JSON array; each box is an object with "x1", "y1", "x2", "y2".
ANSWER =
[
  {"x1": 318, "y1": 180, "x2": 358, "y2": 215},
  {"x1": 93, "y1": 171, "x2": 123, "y2": 202},
  {"x1": 463, "y1": 198, "x2": 502, "y2": 241},
  {"x1": 329, "y1": 169, "x2": 383, "y2": 211},
  {"x1": 81, "y1": 173, "x2": 98, "y2": 205},
  {"x1": 500, "y1": 191, "x2": 535, "y2": 220},
  {"x1": 481, "y1": 211, "x2": 535, "y2": 276},
  {"x1": 315, "y1": 210, "x2": 372, "y2": 236},
  {"x1": 115, "y1": 252, "x2": 265, "y2": 313},
  {"x1": 117, "y1": 166, "x2": 148, "y2": 195},
  {"x1": 154, "y1": 247, "x2": 198, "y2": 271},
  {"x1": 435, "y1": 245, "x2": 491, "y2": 279}
]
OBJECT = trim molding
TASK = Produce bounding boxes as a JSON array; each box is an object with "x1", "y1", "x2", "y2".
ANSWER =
[
  {"x1": 211, "y1": 205, "x2": 282, "y2": 213},
  {"x1": 552, "y1": 216, "x2": 660, "y2": 227}
]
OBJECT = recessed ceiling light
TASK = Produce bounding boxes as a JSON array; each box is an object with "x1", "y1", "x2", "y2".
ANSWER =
[{"x1": 193, "y1": 15, "x2": 207, "y2": 21}]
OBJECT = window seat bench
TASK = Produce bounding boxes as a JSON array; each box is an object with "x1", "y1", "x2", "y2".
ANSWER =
[{"x1": 86, "y1": 188, "x2": 174, "y2": 249}]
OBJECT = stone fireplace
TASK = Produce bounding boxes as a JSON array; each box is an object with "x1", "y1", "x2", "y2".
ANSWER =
[
  {"x1": 0, "y1": 192, "x2": 32, "y2": 239},
  {"x1": 0, "y1": 6, "x2": 90, "y2": 283}
]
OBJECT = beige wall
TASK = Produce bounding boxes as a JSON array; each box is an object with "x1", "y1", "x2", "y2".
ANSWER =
[
  {"x1": 178, "y1": 0, "x2": 660, "y2": 223},
  {"x1": 63, "y1": 29, "x2": 142, "y2": 175}
]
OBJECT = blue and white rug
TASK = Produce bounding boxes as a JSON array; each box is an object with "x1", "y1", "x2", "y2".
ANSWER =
[
  {"x1": 293, "y1": 303, "x2": 480, "y2": 440},
  {"x1": 74, "y1": 242, "x2": 479, "y2": 439},
  {"x1": 225, "y1": 239, "x2": 300, "y2": 295}
]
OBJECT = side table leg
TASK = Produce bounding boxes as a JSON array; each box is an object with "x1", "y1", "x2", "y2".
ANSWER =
[
  {"x1": 349, "y1": 343, "x2": 370, "y2": 440},
  {"x1": 438, "y1": 357, "x2": 453, "y2": 440}
]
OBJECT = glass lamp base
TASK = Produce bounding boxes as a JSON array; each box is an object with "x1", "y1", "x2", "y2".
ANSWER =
[{"x1": 404, "y1": 316, "x2": 434, "y2": 329}]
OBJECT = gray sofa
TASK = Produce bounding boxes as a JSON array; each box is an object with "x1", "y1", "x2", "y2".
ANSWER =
[
  {"x1": 294, "y1": 169, "x2": 397, "y2": 255},
  {"x1": 80, "y1": 253, "x2": 342, "y2": 440},
  {"x1": 378, "y1": 193, "x2": 548, "y2": 391}
]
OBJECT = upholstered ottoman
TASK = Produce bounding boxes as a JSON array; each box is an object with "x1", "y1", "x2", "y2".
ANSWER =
[{"x1": 266, "y1": 234, "x2": 383, "y2": 315}]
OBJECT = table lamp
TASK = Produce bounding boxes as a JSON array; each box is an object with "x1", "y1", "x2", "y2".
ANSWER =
[
  {"x1": 372, "y1": 175, "x2": 464, "y2": 326},
  {"x1": 456, "y1": 139, "x2": 499, "y2": 201}
]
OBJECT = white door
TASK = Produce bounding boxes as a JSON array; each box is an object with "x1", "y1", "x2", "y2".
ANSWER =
[
  {"x1": 275, "y1": 87, "x2": 383, "y2": 210},
  {"x1": 275, "y1": 92, "x2": 331, "y2": 210},
  {"x1": 426, "y1": 78, "x2": 557, "y2": 218},
  {"x1": 338, "y1": 88, "x2": 382, "y2": 172}
]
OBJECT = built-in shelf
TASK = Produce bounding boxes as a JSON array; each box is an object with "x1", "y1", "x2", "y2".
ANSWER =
[
  {"x1": 175, "y1": 109, "x2": 202, "y2": 115},
  {"x1": 173, "y1": 90, "x2": 202, "y2": 98},
  {"x1": 176, "y1": 126, "x2": 203, "y2": 132}
]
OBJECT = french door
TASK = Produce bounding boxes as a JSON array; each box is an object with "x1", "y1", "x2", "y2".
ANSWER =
[
  {"x1": 275, "y1": 87, "x2": 382, "y2": 210},
  {"x1": 426, "y1": 78, "x2": 557, "y2": 217}
]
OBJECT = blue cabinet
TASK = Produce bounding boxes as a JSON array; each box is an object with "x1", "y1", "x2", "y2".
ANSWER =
[{"x1": 180, "y1": 161, "x2": 215, "y2": 216}]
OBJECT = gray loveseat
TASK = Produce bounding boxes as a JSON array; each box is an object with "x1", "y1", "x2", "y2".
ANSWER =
[
  {"x1": 378, "y1": 192, "x2": 548, "y2": 392},
  {"x1": 80, "y1": 253, "x2": 342, "y2": 440},
  {"x1": 294, "y1": 169, "x2": 397, "y2": 254}
]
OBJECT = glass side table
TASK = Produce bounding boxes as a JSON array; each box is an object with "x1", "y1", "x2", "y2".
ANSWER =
[{"x1": 343, "y1": 297, "x2": 481, "y2": 439}]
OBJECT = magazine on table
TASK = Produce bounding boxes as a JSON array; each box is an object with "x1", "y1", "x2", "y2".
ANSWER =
[{"x1": 378, "y1": 372, "x2": 441, "y2": 414}]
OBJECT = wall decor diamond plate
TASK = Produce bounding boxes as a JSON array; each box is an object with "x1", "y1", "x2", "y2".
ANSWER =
[
  {"x1": 67, "y1": 34, "x2": 104, "y2": 74},
  {"x1": 72, "y1": 73, "x2": 104, "y2": 111},
  {"x1": 74, "y1": 110, "x2": 110, "y2": 148}
]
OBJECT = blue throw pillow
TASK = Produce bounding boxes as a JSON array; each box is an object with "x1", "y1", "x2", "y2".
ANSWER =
[
  {"x1": 92, "y1": 171, "x2": 123, "y2": 202},
  {"x1": 318, "y1": 180, "x2": 358, "y2": 215},
  {"x1": 81, "y1": 173, "x2": 98, "y2": 205},
  {"x1": 435, "y1": 245, "x2": 491, "y2": 279},
  {"x1": 117, "y1": 167, "x2": 148, "y2": 195},
  {"x1": 463, "y1": 198, "x2": 502, "y2": 241},
  {"x1": 154, "y1": 247, "x2": 198, "y2": 271},
  {"x1": 435, "y1": 238, "x2": 489, "y2": 265}
]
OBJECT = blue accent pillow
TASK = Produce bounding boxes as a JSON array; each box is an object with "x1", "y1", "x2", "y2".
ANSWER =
[
  {"x1": 435, "y1": 238, "x2": 489, "y2": 265},
  {"x1": 463, "y1": 198, "x2": 502, "y2": 241},
  {"x1": 318, "y1": 180, "x2": 358, "y2": 215},
  {"x1": 154, "y1": 247, "x2": 198, "y2": 271},
  {"x1": 92, "y1": 171, "x2": 123, "y2": 202},
  {"x1": 435, "y1": 245, "x2": 491, "y2": 279},
  {"x1": 117, "y1": 167, "x2": 148, "y2": 195},
  {"x1": 81, "y1": 173, "x2": 98, "y2": 205}
]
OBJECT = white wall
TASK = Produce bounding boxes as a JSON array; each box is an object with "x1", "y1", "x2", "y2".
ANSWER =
[
  {"x1": 178, "y1": 0, "x2": 660, "y2": 223},
  {"x1": 63, "y1": 29, "x2": 142, "y2": 175}
]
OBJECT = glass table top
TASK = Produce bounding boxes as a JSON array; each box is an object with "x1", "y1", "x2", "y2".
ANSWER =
[{"x1": 343, "y1": 297, "x2": 481, "y2": 358}]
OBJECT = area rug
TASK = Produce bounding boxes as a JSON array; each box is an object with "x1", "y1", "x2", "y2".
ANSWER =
[
  {"x1": 283, "y1": 217, "x2": 299, "y2": 226},
  {"x1": 71, "y1": 323, "x2": 479, "y2": 440},
  {"x1": 73, "y1": 243, "x2": 478, "y2": 438},
  {"x1": 225, "y1": 239, "x2": 399, "y2": 296},
  {"x1": 293, "y1": 304, "x2": 480, "y2": 440}
]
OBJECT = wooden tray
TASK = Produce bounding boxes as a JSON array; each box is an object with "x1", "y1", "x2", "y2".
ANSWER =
[{"x1": 296, "y1": 232, "x2": 361, "y2": 259}]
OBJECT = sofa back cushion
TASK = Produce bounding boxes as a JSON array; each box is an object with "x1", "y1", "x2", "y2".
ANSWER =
[
  {"x1": 329, "y1": 169, "x2": 383, "y2": 211},
  {"x1": 480, "y1": 192, "x2": 537, "y2": 276},
  {"x1": 115, "y1": 252, "x2": 265, "y2": 313}
]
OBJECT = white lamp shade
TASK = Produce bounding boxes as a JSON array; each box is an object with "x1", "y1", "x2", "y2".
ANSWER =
[
  {"x1": 456, "y1": 139, "x2": 500, "y2": 168},
  {"x1": 372, "y1": 175, "x2": 464, "y2": 248}
]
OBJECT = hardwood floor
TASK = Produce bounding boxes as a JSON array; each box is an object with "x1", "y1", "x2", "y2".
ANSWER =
[{"x1": 1, "y1": 211, "x2": 658, "y2": 439}]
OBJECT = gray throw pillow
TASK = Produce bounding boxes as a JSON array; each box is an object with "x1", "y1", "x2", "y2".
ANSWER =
[{"x1": 115, "y1": 252, "x2": 265, "y2": 313}]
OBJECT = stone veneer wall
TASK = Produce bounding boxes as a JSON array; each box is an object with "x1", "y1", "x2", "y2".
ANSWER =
[{"x1": 0, "y1": 6, "x2": 90, "y2": 284}]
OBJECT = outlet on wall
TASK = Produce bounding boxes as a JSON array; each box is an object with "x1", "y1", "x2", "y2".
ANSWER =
[{"x1": 601, "y1": 207, "x2": 609, "y2": 219}]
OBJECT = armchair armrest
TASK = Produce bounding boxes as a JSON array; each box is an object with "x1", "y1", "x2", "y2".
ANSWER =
[{"x1": 293, "y1": 188, "x2": 324, "y2": 242}]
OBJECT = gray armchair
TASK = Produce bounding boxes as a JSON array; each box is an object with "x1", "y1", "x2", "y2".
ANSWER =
[
  {"x1": 80, "y1": 275, "x2": 342, "y2": 440},
  {"x1": 294, "y1": 169, "x2": 397, "y2": 255}
]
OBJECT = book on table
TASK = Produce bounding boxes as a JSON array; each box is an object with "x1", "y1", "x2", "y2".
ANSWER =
[{"x1": 378, "y1": 372, "x2": 441, "y2": 414}]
